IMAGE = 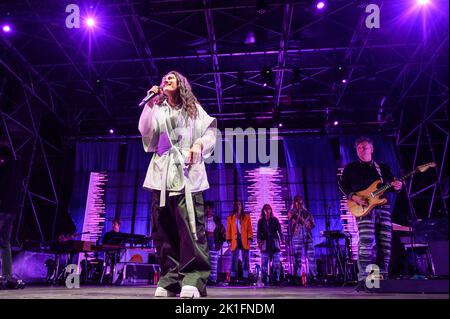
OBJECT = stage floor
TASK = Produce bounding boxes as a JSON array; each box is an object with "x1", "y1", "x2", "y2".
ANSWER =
[{"x1": 0, "y1": 285, "x2": 447, "y2": 299}]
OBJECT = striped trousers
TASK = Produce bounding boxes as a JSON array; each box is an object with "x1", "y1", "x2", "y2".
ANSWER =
[
  {"x1": 291, "y1": 233, "x2": 316, "y2": 279},
  {"x1": 356, "y1": 207, "x2": 392, "y2": 281}
]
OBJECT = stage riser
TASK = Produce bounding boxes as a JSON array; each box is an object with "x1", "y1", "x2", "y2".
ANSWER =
[{"x1": 367, "y1": 279, "x2": 449, "y2": 294}]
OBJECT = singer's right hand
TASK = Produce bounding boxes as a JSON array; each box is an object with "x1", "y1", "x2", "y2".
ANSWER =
[{"x1": 145, "y1": 86, "x2": 161, "y2": 107}]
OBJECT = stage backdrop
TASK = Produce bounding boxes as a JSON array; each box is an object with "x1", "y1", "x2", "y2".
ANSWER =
[{"x1": 69, "y1": 134, "x2": 401, "y2": 274}]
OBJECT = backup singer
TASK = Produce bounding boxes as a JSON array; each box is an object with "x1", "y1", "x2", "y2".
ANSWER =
[
  {"x1": 288, "y1": 195, "x2": 316, "y2": 285},
  {"x1": 257, "y1": 204, "x2": 284, "y2": 286}
]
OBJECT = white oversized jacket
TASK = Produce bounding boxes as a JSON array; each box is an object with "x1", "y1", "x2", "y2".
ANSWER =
[{"x1": 138, "y1": 100, "x2": 216, "y2": 239}]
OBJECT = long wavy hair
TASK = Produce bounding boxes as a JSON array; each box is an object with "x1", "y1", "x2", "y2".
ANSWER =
[
  {"x1": 155, "y1": 70, "x2": 199, "y2": 119},
  {"x1": 260, "y1": 204, "x2": 273, "y2": 220}
]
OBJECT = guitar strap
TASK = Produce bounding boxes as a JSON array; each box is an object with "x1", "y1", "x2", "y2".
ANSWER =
[{"x1": 373, "y1": 161, "x2": 383, "y2": 183}]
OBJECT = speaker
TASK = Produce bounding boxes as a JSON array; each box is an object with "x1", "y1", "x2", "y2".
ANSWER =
[
  {"x1": 428, "y1": 241, "x2": 449, "y2": 276},
  {"x1": 113, "y1": 262, "x2": 160, "y2": 285}
]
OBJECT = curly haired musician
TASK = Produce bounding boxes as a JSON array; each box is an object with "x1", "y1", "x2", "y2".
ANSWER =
[
  {"x1": 288, "y1": 195, "x2": 316, "y2": 285},
  {"x1": 339, "y1": 136, "x2": 402, "y2": 289},
  {"x1": 139, "y1": 71, "x2": 216, "y2": 298}
]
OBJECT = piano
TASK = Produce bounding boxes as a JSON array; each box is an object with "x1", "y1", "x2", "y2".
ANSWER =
[{"x1": 102, "y1": 232, "x2": 152, "y2": 247}]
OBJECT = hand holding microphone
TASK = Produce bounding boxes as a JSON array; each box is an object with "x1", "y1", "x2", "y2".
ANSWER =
[{"x1": 139, "y1": 85, "x2": 162, "y2": 107}]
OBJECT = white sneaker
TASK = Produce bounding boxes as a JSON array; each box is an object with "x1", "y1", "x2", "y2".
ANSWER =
[
  {"x1": 180, "y1": 285, "x2": 200, "y2": 298},
  {"x1": 154, "y1": 286, "x2": 176, "y2": 297}
]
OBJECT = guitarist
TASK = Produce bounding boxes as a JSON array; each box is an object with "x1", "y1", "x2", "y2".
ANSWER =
[{"x1": 339, "y1": 136, "x2": 402, "y2": 290}]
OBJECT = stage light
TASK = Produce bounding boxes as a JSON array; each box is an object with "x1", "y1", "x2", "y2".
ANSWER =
[
  {"x1": 261, "y1": 67, "x2": 272, "y2": 87},
  {"x1": 333, "y1": 120, "x2": 339, "y2": 126},
  {"x1": 109, "y1": 129, "x2": 114, "y2": 134},
  {"x1": 316, "y1": 1, "x2": 326, "y2": 10},
  {"x1": 2, "y1": 25, "x2": 11, "y2": 32},
  {"x1": 86, "y1": 18, "x2": 95, "y2": 27},
  {"x1": 245, "y1": 30, "x2": 256, "y2": 44},
  {"x1": 417, "y1": 0, "x2": 430, "y2": 5},
  {"x1": 342, "y1": 79, "x2": 347, "y2": 84},
  {"x1": 256, "y1": 0, "x2": 268, "y2": 15}
]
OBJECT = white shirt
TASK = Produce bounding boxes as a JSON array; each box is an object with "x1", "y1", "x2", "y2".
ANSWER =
[
  {"x1": 138, "y1": 100, "x2": 217, "y2": 193},
  {"x1": 138, "y1": 100, "x2": 216, "y2": 239}
]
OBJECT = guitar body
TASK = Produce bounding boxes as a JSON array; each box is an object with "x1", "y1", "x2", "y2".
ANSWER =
[
  {"x1": 347, "y1": 180, "x2": 388, "y2": 218},
  {"x1": 346, "y1": 162, "x2": 435, "y2": 218}
]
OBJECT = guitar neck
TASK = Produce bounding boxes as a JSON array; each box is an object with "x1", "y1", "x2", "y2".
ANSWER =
[{"x1": 372, "y1": 168, "x2": 417, "y2": 197}]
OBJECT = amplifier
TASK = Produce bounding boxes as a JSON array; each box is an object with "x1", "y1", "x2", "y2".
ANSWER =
[
  {"x1": 113, "y1": 262, "x2": 160, "y2": 285},
  {"x1": 120, "y1": 248, "x2": 156, "y2": 264}
]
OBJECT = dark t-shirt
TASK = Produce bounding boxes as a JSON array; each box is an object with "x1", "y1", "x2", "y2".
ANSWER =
[
  {"x1": 102, "y1": 231, "x2": 123, "y2": 244},
  {"x1": 339, "y1": 160, "x2": 396, "y2": 198}
]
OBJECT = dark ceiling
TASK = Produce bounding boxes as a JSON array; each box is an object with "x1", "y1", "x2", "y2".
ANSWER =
[{"x1": 1, "y1": 0, "x2": 448, "y2": 137}]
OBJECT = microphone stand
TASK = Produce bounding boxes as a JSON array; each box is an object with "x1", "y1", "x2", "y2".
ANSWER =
[{"x1": 400, "y1": 176, "x2": 423, "y2": 279}]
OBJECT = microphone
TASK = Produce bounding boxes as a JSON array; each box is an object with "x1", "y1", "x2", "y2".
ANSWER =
[{"x1": 138, "y1": 86, "x2": 162, "y2": 107}]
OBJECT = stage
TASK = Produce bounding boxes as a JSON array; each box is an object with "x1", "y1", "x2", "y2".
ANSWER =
[{"x1": 0, "y1": 284, "x2": 447, "y2": 299}]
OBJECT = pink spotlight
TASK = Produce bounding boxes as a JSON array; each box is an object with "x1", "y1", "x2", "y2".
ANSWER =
[
  {"x1": 342, "y1": 79, "x2": 347, "y2": 84},
  {"x1": 2, "y1": 25, "x2": 11, "y2": 32},
  {"x1": 109, "y1": 129, "x2": 114, "y2": 134},
  {"x1": 278, "y1": 123, "x2": 283, "y2": 128},
  {"x1": 417, "y1": 0, "x2": 430, "y2": 4},
  {"x1": 86, "y1": 18, "x2": 95, "y2": 27},
  {"x1": 333, "y1": 120, "x2": 339, "y2": 126},
  {"x1": 316, "y1": 1, "x2": 326, "y2": 10}
]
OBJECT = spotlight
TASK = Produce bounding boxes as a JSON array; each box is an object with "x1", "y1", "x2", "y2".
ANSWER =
[
  {"x1": 109, "y1": 129, "x2": 114, "y2": 134},
  {"x1": 256, "y1": 0, "x2": 268, "y2": 15},
  {"x1": 341, "y1": 79, "x2": 347, "y2": 84},
  {"x1": 278, "y1": 123, "x2": 283, "y2": 128},
  {"x1": 417, "y1": 0, "x2": 430, "y2": 5},
  {"x1": 245, "y1": 30, "x2": 256, "y2": 44},
  {"x1": 333, "y1": 120, "x2": 339, "y2": 126},
  {"x1": 2, "y1": 25, "x2": 11, "y2": 32},
  {"x1": 86, "y1": 18, "x2": 95, "y2": 27},
  {"x1": 316, "y1": 1, "x2": 326, "y2": 10},
  {"x1": 261, "y1": 67, "x2": 272, "y2": 87}
]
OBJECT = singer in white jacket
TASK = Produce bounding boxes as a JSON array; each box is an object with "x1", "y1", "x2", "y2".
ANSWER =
[{"x1": 138, "y1": 71, "x2": 216, "y2": 298}]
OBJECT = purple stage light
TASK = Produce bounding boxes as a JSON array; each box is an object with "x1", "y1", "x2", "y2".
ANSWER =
[
  {"x1": 333, "y1": 120, "x2": 339, "y2": 126},
  {"x1": 342, "y1": 79, "x2": 347, "y2": 84},
  {"x1": 278, "y1": 123, "x2": 283, "y2": 128},
  {"x1": 109, "y1": 129, "x2": 114, "y2": 134},
  {"x1": 2, "y1": 25, "x2": 11, "y2": 32},
  {"x1": 245, "y1": 30, "x2": 256, "y2": 44},
  {"x1": 417, "y1": 0, "x2": 430, "y2": 5},
  {"x1": 316, "y1": 1, "x2": 326, "y2": 10},
  {"x1": 86, "y1": 17, "x2": 95, "y2": 27}
]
